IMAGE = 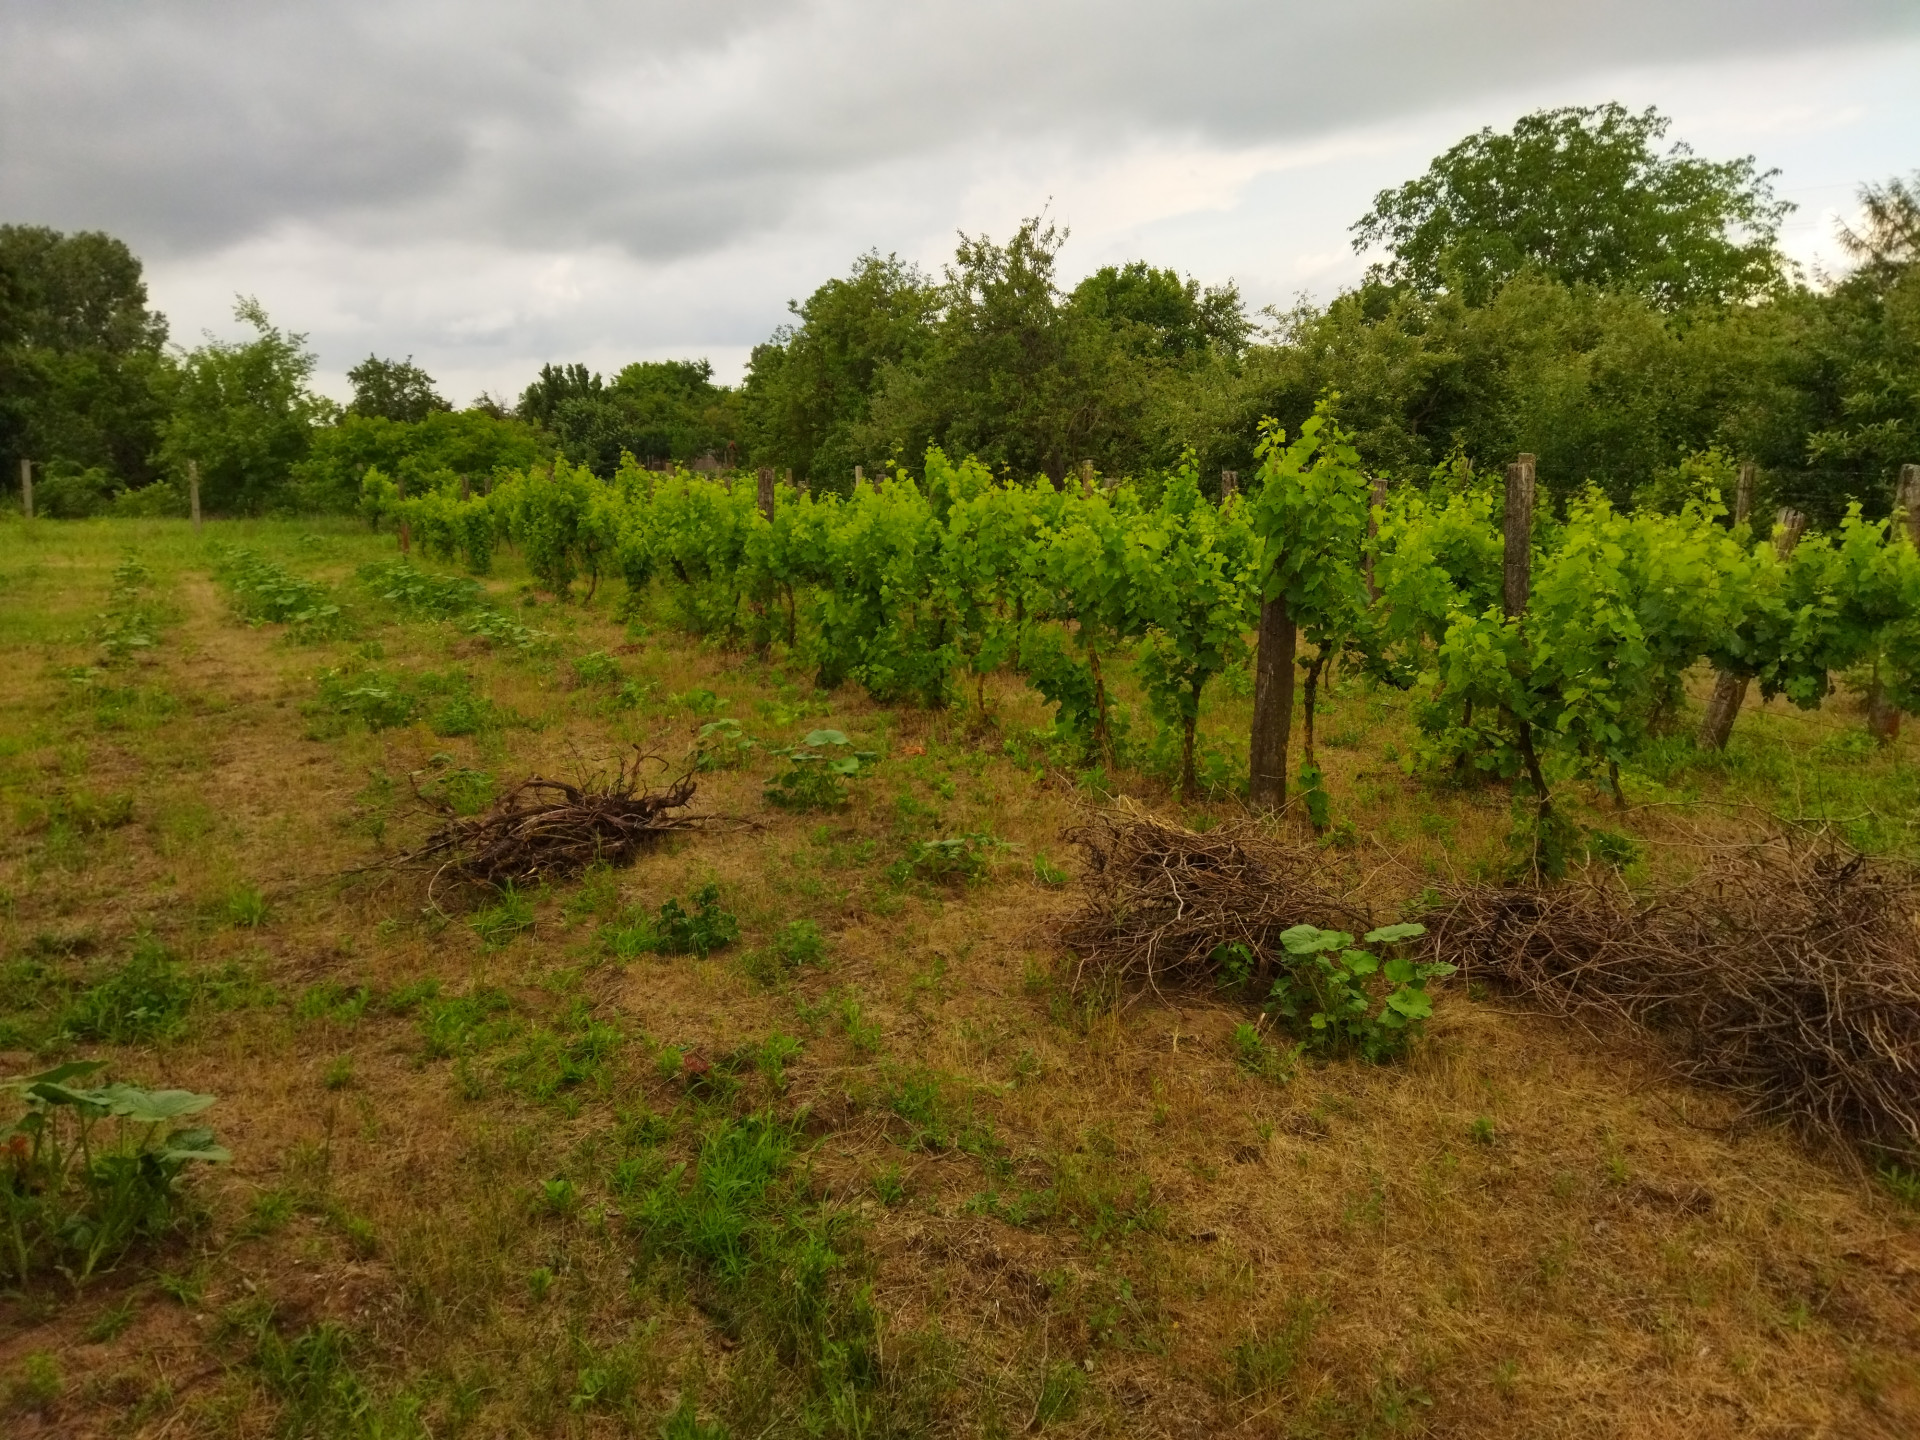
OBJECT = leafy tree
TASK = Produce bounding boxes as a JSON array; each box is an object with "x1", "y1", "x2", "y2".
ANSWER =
[
  {"x1": 0, "y1": 225, "x2": 173, "y2": 507},
  {"x1": 520, "y1": 359, "x2": 742, "y2": 476},
  {"x1": 1068, "y1": 262, "x2": 1249, "y2": 362},
  {"x1": 293, "y1": 407, "x2": 549, "y2": 513},
  {"x1": 742, "y1": 252, "x2": 937, "y2": 490},
  {"x1": 864, "y1": 218, "x2": 1151, "y2": 483},
  {"x1": 1352, "y1": 103, "x2": 1790, "y2": 309},
  {"x1": 346, "y1": 355, "x2": 450, "y2": 422},
  {"x1": 157, "y1": 298, "x2": 334, "y2": 514}
]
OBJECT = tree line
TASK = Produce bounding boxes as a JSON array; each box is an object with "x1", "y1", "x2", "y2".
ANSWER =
[{"x1": 3, "y1": 102, "x2": 1915, "y2": 525}]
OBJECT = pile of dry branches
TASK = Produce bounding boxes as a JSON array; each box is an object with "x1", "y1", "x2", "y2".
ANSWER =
[
  {"x1": 1059, "y1": 805, "x2": 1370, "y2": 996},
  {"x1": 395, "y1": 751, "x2": 733, "y2": 899},
  {"x1": 1424, "y1": 835, "x2": 1920, "y2": 1162}
]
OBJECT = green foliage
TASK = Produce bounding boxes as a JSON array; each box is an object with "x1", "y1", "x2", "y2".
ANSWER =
[
  {"x1": 469, "y1": 884, "x2": 536, "y2": 950},
  {"x1": 95, "y1": 553, "x2": 161, "y2": 662},
  {"x1": 764, "y1": 730, "x2": 874, "y2": 811},
  {"x1": 886, "y1": 834, "x2": 999, "y2": 886},
  {"x1": 1, "y1": 224, "x2": 172, "y2": 500},
  {"x1": 212, "y1": 547, "x2": 341, "y2": 636},
  {"x1": 1353, "y1": 102, "x2": 1789, "y2": 308},
  {"x1": 606, "y1": 885, "x2": 739, "y2": 959},
  {"x1": 158, "y1": 298, "x2": 334, "y2": 514},
  {"x1": 345, "y1": 354, "x2": 448, "y2": 423},
  {"x1": 694, "y1": 718, "x2": 756, "y2": 771},
  {"x1": 1, "y1": 1061, "x2": 229, "y2": 1288},
  {"x1": 1266, "y1": 924, "x2": 1452, "y2": 1063},
  {"x1": 59, "y1": 936, "x2": 194, "y2": 1044}
]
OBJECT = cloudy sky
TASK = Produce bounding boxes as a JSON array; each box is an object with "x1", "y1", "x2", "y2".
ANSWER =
[{"x1": 5, "y1": 1, "x2": 1918, "y2": 404}]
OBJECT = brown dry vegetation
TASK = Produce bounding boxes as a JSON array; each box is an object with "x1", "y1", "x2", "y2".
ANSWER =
[{"x1": 2, "y1": 516, "x2": 1918, "y2": 1439}]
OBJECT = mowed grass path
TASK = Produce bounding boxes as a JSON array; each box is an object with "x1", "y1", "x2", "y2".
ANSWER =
[{"x1": 1, "y1": 514, "x2": 1917, "y2": 1438}]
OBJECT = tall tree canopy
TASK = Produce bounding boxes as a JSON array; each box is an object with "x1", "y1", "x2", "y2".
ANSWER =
[
  {"x1": 0, "y1": 225, "x2": 172, "y2": 506},
  {"x1": 742, "y1": 252, "x2": 937, "y2": 488},
  {"x1": 519, "y1": 358, "x2": 741, "y2": 476},
  {"x1": 1352, "y1": 103, "x2": 1791, "y2": 309},
  {"x1": 347, "y1": 354, "x2": 450, "y2": 423},
  {"x1": 158, "y1": 298, "x2": 333, "y2": 514}
]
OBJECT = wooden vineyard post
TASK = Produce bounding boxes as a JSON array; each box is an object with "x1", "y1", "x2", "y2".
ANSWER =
[
  {"x1": 189, "y1": 460, "x2": 202, "y2": 532},
  {"x1": 459, "y1": 476, "x2": 471, "y2": 502},
  {"x1": 1365, "y1": 474, "x2": 1389, "y2": 599},
  {"x1": 1219, "y1": 469, "x2": 1238, "y2": 501},
  {"x1": 853, "y1": 465, "x2": 864, "y2": 493},
  {"x1": 1503, "y1": 454, "x2": 1534, "y2": 619},
  {"x1": 1868, "y1": 472, "x2": 1920, "y2": 743},
  {"x1": 1079, "y1": 460, "x2": 1094, "y2": 496},
  {"x1": 757, "y1": 467, "x2": 775, "y2": 520},
  {"x1": 19, "y1": 458, "x2": 31, "y2": 520},
  {"x1": 1248, "y1": 589, "x2": 1296, "y2": 813},
  {"x1": 1899, "y1": 463, "x2": 1920, "y2": 547},
  {"x1": 1700, "y1": 507, "x2": 1807, "y2": 750},
  {"x1": 1735, "y1": 461, "x2": 1755, "y2": 526}
]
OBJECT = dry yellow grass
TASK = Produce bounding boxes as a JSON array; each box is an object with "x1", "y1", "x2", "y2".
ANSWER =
[{"x1": 1, "y1": 516, "x2": 1916, "y2": 1439}]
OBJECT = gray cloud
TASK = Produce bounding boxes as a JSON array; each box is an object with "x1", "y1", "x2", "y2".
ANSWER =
[{"x1": 5, "y1": 0, "x2": 1916, "y2": 261}]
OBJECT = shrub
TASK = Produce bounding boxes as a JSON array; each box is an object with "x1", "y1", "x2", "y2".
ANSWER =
[{"x1": 764, "y1": 730, "x2": 875, "y2": 812}]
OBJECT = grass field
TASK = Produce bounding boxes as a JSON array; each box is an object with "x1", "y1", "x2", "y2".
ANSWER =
[{"x1": 2, "y1": 513, "x2": 1917, "y2": 1439}]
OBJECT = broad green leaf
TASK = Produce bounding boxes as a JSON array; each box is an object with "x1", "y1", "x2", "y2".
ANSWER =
[
  {"x1": 4, "y1": 1059, "x2": 107, "y2": 1090},
  {"x1": 92, "y1": 1085, "x2": 218, "y2": 1123},
  {"x1": 1363, "y1": 923, "x2": 1426, "y2": 945},
  {"x1": 1280, "y1": 924, "x2": 1346, "y2": 955},
  {"x1": 1341, "y1": 951, "x2": 1379, "y2": 976},
  {"x1": 1385, "y1": 988, "x2": 1434, "y2": 1019},
  {"x1": 803, "y1": 729, "x2": 850, "y2": 747}
]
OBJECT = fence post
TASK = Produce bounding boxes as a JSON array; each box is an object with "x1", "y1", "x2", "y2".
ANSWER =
[
  {"x1": 853, "y1": 465, "x2": 864, "y2": 492},
  {"x1": 757, "y1": 467, "x2": 775, "y2": 520},
  {"x1": 459, "y1": 476, "x2": 471, "y2": 502},
  {"x1": 1503, "y1": 454, "x2": 1535, "y2": 618},
  {"x1": 1079, "y1": 460, "x2": 1094, "y2": 495},
  {"x1": 1735, "y1": 462, "x2": 1755, "y2": 527},
  {"x1": 19, "y1": 458, "x2": 31, "y2": 520},
  {"x1": 1219, "y1": 469, "x2": 1238, "y2": 501},
  {"x1": 189, "y1": 460, "x2": 202, "y2": 532},
  {"x1": 396, "y1": 475, "x2": 410, "y2": 555}
]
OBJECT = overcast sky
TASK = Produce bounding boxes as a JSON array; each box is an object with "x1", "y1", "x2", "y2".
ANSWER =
[{"x1": 4, "y1": 1, "x2": 1918, "y2": 404}]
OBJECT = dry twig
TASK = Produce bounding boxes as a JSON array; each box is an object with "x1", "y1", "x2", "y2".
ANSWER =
[
  {"x1": 1058, "y1": 803, "x2": 1371, "y2": 999},
  {"x1": 1424, "y1": 833, "x2": 1920, "y2": 1163},
  {"x1": 387, "y1": 749, "x2": 742, "y2": 902}
]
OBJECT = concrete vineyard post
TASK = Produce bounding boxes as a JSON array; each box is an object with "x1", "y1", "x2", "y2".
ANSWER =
[
  {"x1": 19, "y1": 458, "x2": 31, "y2": 520},
  {"x1": 189, "y1": 460, "x2": 202, "y2": 532},
  {"x1": 1699, "y1": 506, "x2": 1809, "y2": 751},
  {"x1": 854, "y1": 465, "x2": 864, "y2": 492},
  {"x1": 757, "y1": 467, "x2": 775, "y2": 520},
  {"x1": 1503, "y1": 454, "x2": 1534, "y2": 619}
]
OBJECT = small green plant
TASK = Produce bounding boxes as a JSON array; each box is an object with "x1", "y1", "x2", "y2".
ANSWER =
[
  {"x1": 764, "y1": 730, "x2": 876, "y2": 811},
  {"x1": 756, "y1": 1032, "x2": 803, "y2": 1092},
  {"x1": 1469, "y1": 1115, "x2": 1497, "y2": 1145},
  {"x1": 1266, "y1": 923, "x2": 1452, "y2": 1062},
  {"x1": 323, "y1": 1057, "x2": 355, "y2": 1091},
  {"x1": 417, "y1": 757, "x2": 495, "y2": 816},
  {"x1": 1226, "y1": 1297, "x2": 1322, "y2": 1399},
  {"x1": 527, "y1": 1265, "x2": 555, "y2": 1302},
  {"x1": 694, "y1": 717, "x2": 756, "y2": 771},
  {"x1": 653, "y1": 885, "x2": 739, "y2": 957},
  {"x1": 873, "y1": 1164, "x2": 908, "y2": 1206},
  {"x1": 887, "y1": 833, "x2": 999, "y2": 886},
  {"x1": 1034, "y1": 1361, "x2": 1085, "y2": 1424},
  {"x1": 1, "y1": 1062, "x2": 229, "y2": 1289},
  {"x1": 224, "y1": 884, "x2": 270, "y2": 929},
  {"x1": 774, "y1": 919, "x2": 825, "y2": 967},
  {"x1": 1877, "y1": 1162, "x2": 1920, "y2": 1210},
  {"x1": 470, "y1": 883, "x2": 536, "y2": 949},
  {"x1": 571, "y1": 651, "x2": 622, "y2": 686},
  {"x1": 60, "y1": 937, "x2": 195, "y2": 1044},
  {"x1": 1031, "y1": 850, "x2": 1070, "y2": 887},
  {"x1": 671, "y1": 687, "x2": 723, "y2": 716},
  {"x1": 4, "y1": 1351, "x2": 63, "y2": 1414}
]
